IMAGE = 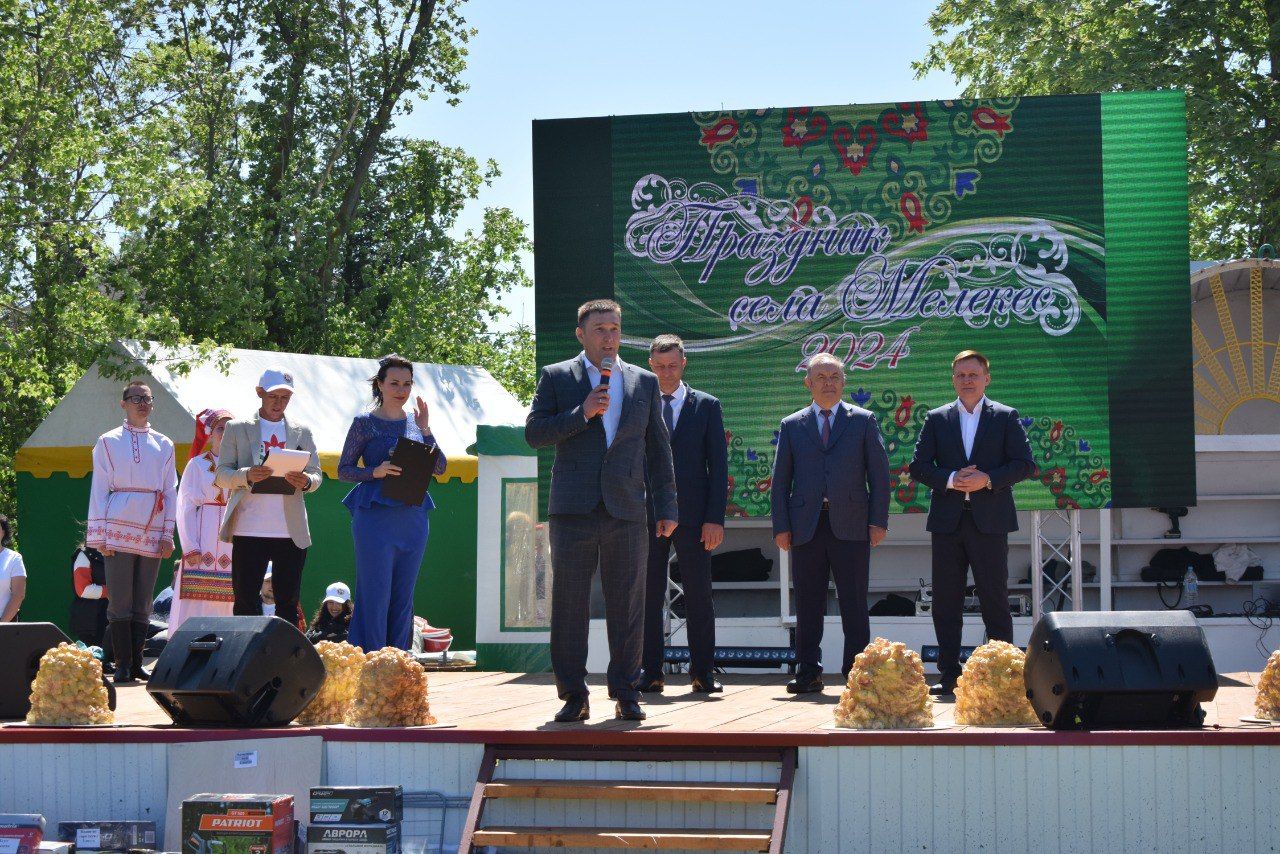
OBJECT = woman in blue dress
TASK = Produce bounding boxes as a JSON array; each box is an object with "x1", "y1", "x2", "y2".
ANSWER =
[{"x1": 338, "y1": 355, "x2": 446, "y2": 651}]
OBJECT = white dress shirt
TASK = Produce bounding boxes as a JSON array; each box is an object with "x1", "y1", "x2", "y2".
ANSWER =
[
  {"x1": 660, "y1": 382, "x2": 688, "y2": 430},
  {"x1": 809, "y1": 400, "x2": 839, "y2": 431},
  {"x1": 947, "y1": 396, "x2": 988, "y2": 490},
  {"x1": 580, "y1": 352, "x2": 624, "y2": 448}
]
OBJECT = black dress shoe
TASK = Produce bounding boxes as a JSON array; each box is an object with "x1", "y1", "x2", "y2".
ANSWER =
[
  {"x1": 690, "y1": 674, "x2": 723, "y2": 694},
  {"x1": 615, "y1": 698, "x2": 646, "y2": 720},
  {"x1": 928, "y1": 680, "x2": 957, "y2": 697},
  {"x1": 637, "y1": 676, "x2": 665, "y2": 693},
  {"x1": 553, "y1": 695, "x2": 590, "y2": 723},
  {"x1": 786, "y1": 673, "x2": 823, "y2": 694}
]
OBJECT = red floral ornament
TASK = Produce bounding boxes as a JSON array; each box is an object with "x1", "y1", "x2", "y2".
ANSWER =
[
  {"x1": 781, "y1": 107, "x2": 828, "y2": 151},
  {"x1": 881, "y1": 102, "x2": 928, "y2": 145},
  {"x1": 700, "y1": 116, "x2": 739, "y2": 149},
  {"x1": 900, "y1": 192, "x2": 928, "y2": 233},
  {"x1": 894, "y1": 395, "x2": 915, "y2": 427},
  {"x1": 972, "y1": 107, "x2": 1011, "y2": 137}
]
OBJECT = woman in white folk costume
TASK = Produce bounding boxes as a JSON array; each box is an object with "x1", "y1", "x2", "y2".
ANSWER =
[
  {"x1": 170, "y1": 408, "x2": 235, "y2": 631},
  {"x1": 86, "y1": 380, "x2": 178, "y2": 684}
]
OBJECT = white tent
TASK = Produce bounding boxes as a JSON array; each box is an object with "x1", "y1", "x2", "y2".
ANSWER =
[{"x1": 19, "y1": 340, "x2": 527, "y2": 479}]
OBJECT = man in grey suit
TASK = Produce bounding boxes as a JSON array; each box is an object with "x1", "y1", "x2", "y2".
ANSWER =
[
  {"x1": 525, "y1": 299, "x2": 678, "y2": 723},
  {"x1": 771, "y1": 353, "x2": 891, "y2": 694}
]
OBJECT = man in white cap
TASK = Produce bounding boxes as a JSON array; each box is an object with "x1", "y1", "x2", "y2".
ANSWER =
[{"x1": 216, "y1": 367, "x2": 322, "y2": 628}]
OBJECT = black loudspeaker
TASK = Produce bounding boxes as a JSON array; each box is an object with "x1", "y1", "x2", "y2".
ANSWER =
[
  {"x1": 0, "y1": 622, "x2": 117, "y2": 719},
  {"x1": 147, "y1": 616, "x2": 324, "y2": 727},
  {"x1": 1024, "y1": 610, "x2": 1218, "y2": 730}
]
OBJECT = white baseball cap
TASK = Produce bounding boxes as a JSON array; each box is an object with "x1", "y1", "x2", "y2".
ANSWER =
[
  {"x1": 258, "y1": 367, "x2": 295, "y2": 393},
  {"x1": 323, "y1": 582, "x2": 352, "y2": 604}
]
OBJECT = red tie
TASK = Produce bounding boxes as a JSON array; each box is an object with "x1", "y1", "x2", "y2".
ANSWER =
[{"x1": 820, "y1": 409, "x2": 832, "y2": 448}]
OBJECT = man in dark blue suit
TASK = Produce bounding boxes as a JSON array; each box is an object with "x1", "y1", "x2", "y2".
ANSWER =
[
  {"x1": 640, "y1": 334, "x2": 729, "y2": 695},
  {"x1": 909, "y1": 350, "x2": 1035, "y2": 695},
  {"x1": 771, "y1": 353, "x2": 891, "y2": 694}
]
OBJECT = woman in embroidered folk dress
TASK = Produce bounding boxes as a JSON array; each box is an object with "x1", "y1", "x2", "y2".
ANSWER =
[
  {"x1": 86, "y1": 380, "x2": 178, "y2": 684},
  {"x1": 170, "y1": 408, "x2": 235, "y2": 632},
  {"x1": 338, "y1": 355, "x2": 446, "y2": 651}
]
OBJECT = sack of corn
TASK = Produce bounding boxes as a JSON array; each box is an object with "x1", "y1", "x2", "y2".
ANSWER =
[
  {"x1": 834, "y1": 637, "x2": 933, "y2": 729},
  {"x1": 26, "y1": 643, "x2": 112, "y2": 725},
  {"x1": 1255, "y1": 649, "x2": 1280, "y2": 721},
  {"x1": 295, "y1": 641, "x2": 366, "y2": 725},
  {"x1": 954, "y1": 640, "x2": 1039, "y2": 726},
  {"x1": 345, "y1": 647, "x2": 436, "y2": 727}
]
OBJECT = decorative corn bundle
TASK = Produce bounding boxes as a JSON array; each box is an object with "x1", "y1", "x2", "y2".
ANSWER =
[
  {"x1": 26, "y1": 643, "x2": 112, "y2": 725},
  {"x1": 834, "y1": 637, "x2": 933, "y2": 729},
  {"x1": 295, "y1": 641, "x2": 366, "y2": 725},
  {"x1": 954, "y1": 640, "x2": 1040, "y2": 726},
  {"x1": 1255, "y1": 649, "x2": 1280, "y2": 721},
  {"x1": 345, "y1": 647, "x2": 437, "y2": 727}
]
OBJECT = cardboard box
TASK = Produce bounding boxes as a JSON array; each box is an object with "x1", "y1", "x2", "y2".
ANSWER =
[
  {"x1": 307, "y1": 789, "x2": 401, "y2": 825},
  {"x1": 180, "y1": 795, "x2": 293, "y2": 854},
  {"x1": 305, "y1": 823, "x2": 399, "y2": 854},
  {"x1": 0, "y1": 819, "x2": 45, "y2": 854},
  {"x1": 37, "y1": 843, "x2": 73, "y2": 854},
  {"x1": 57, "y1": 822, "x2": 157, "y2": 851},
  {"x1": 0, "y1": 816, "x2": 45, "y2": 854}
]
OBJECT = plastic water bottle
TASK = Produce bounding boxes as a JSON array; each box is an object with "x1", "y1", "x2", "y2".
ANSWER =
[{"x1": 1183, "y1": 568, "x2": 1198, "y2": 608}]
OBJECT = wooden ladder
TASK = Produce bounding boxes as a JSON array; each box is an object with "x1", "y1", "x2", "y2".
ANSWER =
[{"x1": 458, "y1": 744, "x2": 797, "y2": 852}]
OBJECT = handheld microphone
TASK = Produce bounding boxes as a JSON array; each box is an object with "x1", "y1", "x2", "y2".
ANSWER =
[{"x1": 598, "y1": 355, "x2": 614, "y2": 387}]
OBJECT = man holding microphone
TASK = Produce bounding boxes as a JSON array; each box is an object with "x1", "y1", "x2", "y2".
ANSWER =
[{"x1": 526, "y1": 299, "x2": 678, "y2": 723}]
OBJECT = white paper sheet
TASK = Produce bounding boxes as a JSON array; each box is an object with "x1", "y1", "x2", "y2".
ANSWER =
[{"x1": 264, "y1": 447, "x2": 310, "y2": 475}]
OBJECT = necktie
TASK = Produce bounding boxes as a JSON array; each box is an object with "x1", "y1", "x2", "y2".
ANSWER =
[
  {"x1": 820, "y1": 409, "x2": 832, "y2": 448},
  {"x1": 662, "y1": 394, "x2": 675, "y2": 435}
]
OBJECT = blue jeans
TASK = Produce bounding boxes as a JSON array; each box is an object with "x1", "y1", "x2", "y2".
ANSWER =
[{"x1": 349, "y1": 503, "x2": 430, "y2": 651}]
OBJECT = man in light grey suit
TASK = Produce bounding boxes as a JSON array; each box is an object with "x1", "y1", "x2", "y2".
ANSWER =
[
  {"x1": 525, "y1": 299, "x2": 678, "y2": 723},
  {"x1": 771, "y1": 353, "x2": 891, "y2": 693},
  {"x1": 216, "y1": 367, "x2": 322, "y2": 628}
]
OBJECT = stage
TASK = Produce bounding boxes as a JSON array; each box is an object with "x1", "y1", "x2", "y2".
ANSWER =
[{"x1": 2, "y1": 671, "x2": 1279, "y2": 853}]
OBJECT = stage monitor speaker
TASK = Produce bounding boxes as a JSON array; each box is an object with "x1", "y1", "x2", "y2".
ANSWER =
[
  {"x1": 147, "y1": 616, "x2": 324, "y2": 727},
  {"x1": 1024, "y1": 610, "x2": 1217, "y2": 730},
  {"x1": 0, "y1": 622, "x2": 73, "y2": 719}
]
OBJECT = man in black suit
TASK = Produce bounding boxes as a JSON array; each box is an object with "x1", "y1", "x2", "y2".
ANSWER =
[
  {"x1": 640, "y1": 334, "x2": 729, "y2": 695},
  {"x1": 908, "y1": 350, "x2": 1035, "y2": 695}
]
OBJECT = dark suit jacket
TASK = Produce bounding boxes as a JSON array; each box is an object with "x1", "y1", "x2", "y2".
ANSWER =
[
  {"x1": 908, "y1": 398, "x2": 1035, "y2": 535},
  {"x1": 770, "y1": 401, "x2": 891, "y2": 547},
  {"x1": 646, "y1": 385, "x2": 729, "y2": 528},
  {"x1": 525, "y1": 357, "x2": 677, "y2": 524}
]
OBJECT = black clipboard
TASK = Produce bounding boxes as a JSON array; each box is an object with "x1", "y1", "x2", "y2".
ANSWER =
[
  {"x1": 381, "y1": 437, "x2": 440, "y2": 505},
  {"x1": 250, "y1": 476, "x2": 297, "y2": 495}
]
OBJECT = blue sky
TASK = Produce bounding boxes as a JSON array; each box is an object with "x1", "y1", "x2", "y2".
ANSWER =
[{"x1": 396, "y1": 0, "x2": 963, "y2": 330}]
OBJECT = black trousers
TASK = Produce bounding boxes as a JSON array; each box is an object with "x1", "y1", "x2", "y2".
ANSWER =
[
  {"x1": 643, "y1": 524, "x2": 716, "y2": 679},
  {"x1": 548, "y1": 505, "x2": 650, "y2": 702},
  {"x1": 791, "y1": 510, "x2": 870, "y2": 678},
  {"x1": 232, "y1": 536, "x2": 307, "y2": 626},
  {"x1": 931, "y1": 508, "x2": 1013, "y2": 682}
]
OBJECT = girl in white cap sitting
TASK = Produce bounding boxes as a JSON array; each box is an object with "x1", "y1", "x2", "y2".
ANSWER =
[{"x1": 307, "y1": 582, "x2": 354, "y2": 644}]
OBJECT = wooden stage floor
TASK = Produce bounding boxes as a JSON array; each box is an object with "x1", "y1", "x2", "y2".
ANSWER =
[{"x1": 4, "y1": 671, "x2": 1279, "y2": 747}]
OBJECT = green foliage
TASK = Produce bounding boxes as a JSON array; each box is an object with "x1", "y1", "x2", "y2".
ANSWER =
[
  {"x1": 916, "y1": 0, "x2": 1280, "y2": 258},
  {"x1": 0, "y1": 0, "x2": 533, "y2": 533}
]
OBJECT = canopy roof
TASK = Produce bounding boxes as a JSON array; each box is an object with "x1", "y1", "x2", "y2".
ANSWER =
[{"x1": 18, "y1": 341, "x2": 527, "y2": 481}]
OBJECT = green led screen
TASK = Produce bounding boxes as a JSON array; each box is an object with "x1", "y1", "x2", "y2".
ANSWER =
[{"x1": 533, "y1": 92, "x2": 1194, "y2": 514}]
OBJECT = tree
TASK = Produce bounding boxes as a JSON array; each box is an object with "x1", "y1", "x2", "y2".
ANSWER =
[
  {"x1": 0, "y1": 0, "x2": 534, "y2": 531},
  {"x1": 915, "y1": 0, "x2": 1280, "y2": 258}
]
